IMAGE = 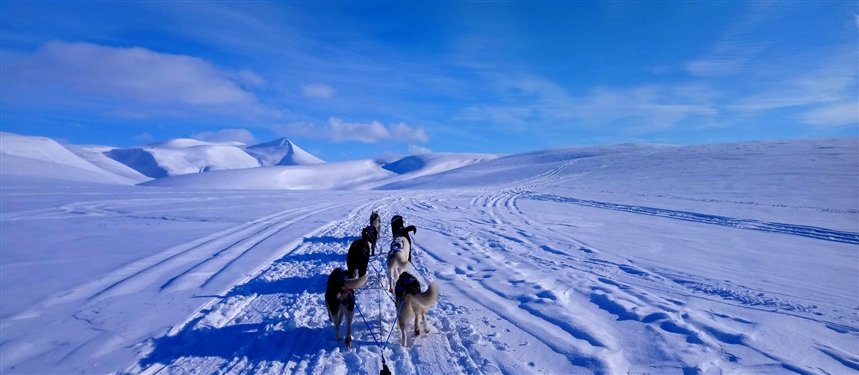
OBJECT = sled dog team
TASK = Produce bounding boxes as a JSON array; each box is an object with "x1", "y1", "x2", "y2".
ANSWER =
[{"x1": 325, "y1": 211, "x2": 439, "y2": 349}]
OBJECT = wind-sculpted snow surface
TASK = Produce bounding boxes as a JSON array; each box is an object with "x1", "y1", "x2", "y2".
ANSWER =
[{"x1": 0, "y1": 138, "x2": 857, "y2": 374}]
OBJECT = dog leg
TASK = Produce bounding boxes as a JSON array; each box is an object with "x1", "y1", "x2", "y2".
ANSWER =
[
  {"x1": 345, "y1": 309, "x2": 354, "y2": 349},
  {"x1": 413, "y1": 307, "x2": 420, "y2": 337},
  {"x1": 399, "y1": 315, "x2": 408, "y2": 347},
  {"x1": 422, "y1": 311, "x2": 430, "y2": 333},
  {"x1": 334, "y1": 311, "x2": 342, "y2": 340}
]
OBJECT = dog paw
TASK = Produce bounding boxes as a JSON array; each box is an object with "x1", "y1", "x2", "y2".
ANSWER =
[
  {"x1": 414, "y1": 329, "x2": 420, "y2": 337},
  {"x1": 345, "y1": 336, "x2": 352, "y2": 349}
]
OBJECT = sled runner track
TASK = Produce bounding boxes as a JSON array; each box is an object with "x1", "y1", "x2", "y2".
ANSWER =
[
  {"x1": 130, "y1": 196, "x2": 484, "y2": 375},
  {"x1": 160, "y1": 202, "x2": 347, "y2": 292},
  {"x1": 525, "y1": 193, "x2": 859, "y2": 245},
  {"x1": 43, "y1": 202, "x2": 338, "y2": 306}
]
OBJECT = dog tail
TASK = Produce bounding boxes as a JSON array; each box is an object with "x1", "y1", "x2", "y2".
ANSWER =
[
  {"x1": 344, "y1": 271, "x2": 369, "y2": 290},
  {"x1": 413, "y1": 281, "x2": 439, "y2": 308}
]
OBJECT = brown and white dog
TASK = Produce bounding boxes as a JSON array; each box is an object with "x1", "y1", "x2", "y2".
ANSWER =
[
  {"x1": 394, "y1": 272, "x2": 439, "y2": 347},
  {"x1": 325, "y1": 267, "x2": 368, "y2": 348}
]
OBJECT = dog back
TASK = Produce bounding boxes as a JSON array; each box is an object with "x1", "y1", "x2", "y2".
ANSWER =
[
  {"x1": 346, "y1": 239, "x2": 370, "y2": 278},
  {"x1": 391, "y1": 215, "x2": 404, "y2": 237},
  {"x1": 370, "y1": 211, "x2": 381, "y2": 229},
  {"x1": 394, "y1": 272, "x2": 421, "y2": 305},
  {"x1": 362, "y1": 225, "x2": 378, "y2": 245},
  {"x1": 410, "y1": 282, "x2": 439, "y2": 309},
  {"x1": 325, "y1": 268, "x2": 346, "y2": 316}
]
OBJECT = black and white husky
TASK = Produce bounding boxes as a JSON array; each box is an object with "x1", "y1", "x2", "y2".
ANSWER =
[
  {"x1": 325, "y1": 267, "x2": 368, "y2": 349},
  {"x1": 394, "y1": 272, "x2": 439, "y2": 347}
]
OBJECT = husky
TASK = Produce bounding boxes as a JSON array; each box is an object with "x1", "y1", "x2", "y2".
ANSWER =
[
  {"x1": 387, "y1": 233, "x2": 413, "y2": 293},
  {"x1": 368, "y1": 211, "x2": 381, "y2": 255},
  {"x1": 363, "y1": 225, "x2": 379, "y2": 256},
  {"x1": 347, "y1": 229, "x2": 374, "y2": 278},
  {"x1": 370, "y1": 211, "x2": 381, "y2": 234},
  {"x1": 394, "y1": 272, "x2": 439, "y2": 347},
  {"x1": 390, "y1": 215, "x2": 417, "y2": 262},
  {"x1": 325, "y1": 267, "x2": 368, "y2": 348}
]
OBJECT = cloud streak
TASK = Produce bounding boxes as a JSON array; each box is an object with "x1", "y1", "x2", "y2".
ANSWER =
[
  {"x1": 277, "y1": 118, "x2": 428, "y2": 144},
  {"x1": 301, "y1": 83, "x2": 334, "y2": 98},
  {"x1": 0, "y1": 41, "x2": 275, "y2": 119},
  {"x1": 191, "y1": 128, "x2": 258, "y2": 144}
]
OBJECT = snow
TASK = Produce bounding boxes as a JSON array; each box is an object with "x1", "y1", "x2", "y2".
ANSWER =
[
  {"x1": 0, "y1": 132, "x2": 143, "y2": 185},
  {"x1": 1, "y1": 135, "x2": 857, "y2": 375},
  {"x1": 66, "y1": 144, "x2": 151, "y2": 183},
  {"x1": 140, "y1": 154, "x2": 498, "y2": 190},
  {"x1": 106, "y1": 141, "x2": 261, "y2": 178},
  {"x1": 140, "y1": 160, "x2": 396, "y2": 190}
]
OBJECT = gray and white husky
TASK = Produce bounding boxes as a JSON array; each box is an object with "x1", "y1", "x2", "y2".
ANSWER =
[
  {"x1": 325, "y1": 267, "x2": 368, "y2": 348},
  {"x1": 387, "y1": 235, "x2": 411, "y2": 293},
  {"x1": 394, "y1": 272, "x2": 439, "y2": 347}
]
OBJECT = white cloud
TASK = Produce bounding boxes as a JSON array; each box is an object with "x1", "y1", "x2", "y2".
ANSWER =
[
  {"x1": 408, "y1": 144, "x2": 432, "y2": 154},
  {"x1": 0, "y1": 41, "x2": 270, "y2": 118},
  {"x1": 457, "y1": 75, "x2": 717, "y2": 131},
  {"x1": 301, "y1": 83, "x2": 335, "y2": 98},
  {"x1": 191, "y1": 128, "x2": 258, "y2": 144},
  {"x1": 390, "y1": 122, "x2": 429, "y2": 142},
  {"x1": 134, "y1": 132, "x2": 155, "y2": 144},
  {"x1": 800, "y1": 102, "x2": 858, "y2": 127},
  {"x1": 329, "y1": 118, "x2": 389, "y2": 143},
  {"x1": 276, "y1": 118, "x2": 429, "y2": 143}
]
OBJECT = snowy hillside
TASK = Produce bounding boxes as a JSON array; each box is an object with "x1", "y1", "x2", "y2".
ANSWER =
[
  {"x1": 141, "y1": 160, "x2": 395, "y2": 190},
  {"x1": 105, "y1": 139, "x2": 261, "y2": 178},
  {"x1": 0, "y1": 132, "x2": 144, "y2": 185},
  {"x1": 140, "y1": 153, "x2": 499, "y2": 190},
  {"x1": 66, "y1": 144, "x2": 151, "y2": 183},
  {"x1": 0, "y1": 137, "x2": 857, "y2": 374},
  {"x1": 382, "y1": 152, "x2": 498, "y2": 182},
  {"x1": 245, "y1": 137, "x2": 325, "y2": 166}
]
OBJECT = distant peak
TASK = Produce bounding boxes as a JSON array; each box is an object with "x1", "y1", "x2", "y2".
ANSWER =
[{"x1": 248, "y1": 137, "x2": 294, "y2": 149}]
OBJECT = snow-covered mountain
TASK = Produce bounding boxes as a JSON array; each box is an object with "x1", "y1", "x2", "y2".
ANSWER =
[
  {"x1": 139, "y1": 153, "x2": 499, "y2": 190},
  {"x1": 244, "y1": 137, "x2": 325, "y2": 166},
  {"x1": 0, "y1": 133, "x2": 499, "y2": 190}
]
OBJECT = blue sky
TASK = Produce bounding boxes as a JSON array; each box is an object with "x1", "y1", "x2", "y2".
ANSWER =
[{"x1": 1, "y1": 2, "x2": 856, "y2": 161}]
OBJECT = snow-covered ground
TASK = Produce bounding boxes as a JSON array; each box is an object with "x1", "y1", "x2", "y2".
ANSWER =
[{"x1": 1, "y1": 135, "x2": 857, "y2": 374}]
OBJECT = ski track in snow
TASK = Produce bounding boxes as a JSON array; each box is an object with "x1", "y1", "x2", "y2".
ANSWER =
[
  {"x1": 122, "y1": 164, "x2": 858, "y2": 375},
  {"x1": 524, "y1": 193, "x2": 859, "y2": 245}
]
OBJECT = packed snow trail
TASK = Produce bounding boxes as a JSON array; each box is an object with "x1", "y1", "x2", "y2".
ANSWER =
[
  {"x1": 129, "y1": 196, "x2": 484, "y2": 375},
  {"x1": 127, "y1": 186, "x2": 857, "y2": 374}
]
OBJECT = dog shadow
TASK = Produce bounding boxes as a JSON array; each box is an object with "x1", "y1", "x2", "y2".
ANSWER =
[
  {"x1": 138, "y1": 320, "x2": 334, "y2": 368},
  {"x1": 302, "y1": 235, "x2": 356, "y2": 245},
  {"x1": 227, "y1": 274, "x2": 327, "y2": 297}
]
